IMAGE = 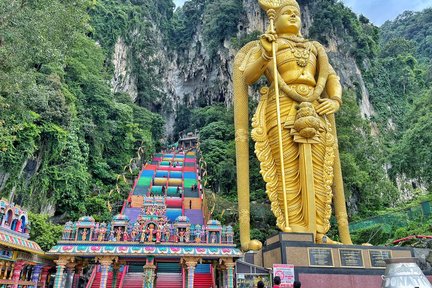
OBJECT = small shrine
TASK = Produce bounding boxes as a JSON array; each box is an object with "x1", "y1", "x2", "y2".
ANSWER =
[
  {"x1": 110, "y1": 214, "x2": 129, "y2": 242},
  {"x1": 205, "y1": 220, "x2": 222, "y2": 244},
  {"x1": 75, "y1": 216, "x2": 96, "y2": 241},
  {"x1": 0, "y1": 199, "x2": 53, "y2": 287},
  {"x1": 173, "y1": 215, "x2": 191, "y2": 243}
]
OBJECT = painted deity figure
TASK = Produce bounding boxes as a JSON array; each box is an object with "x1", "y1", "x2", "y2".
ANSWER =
[
  {"x1": 81, "y1": 228, "x2": 88, "y2": 241},
  {"x1": 185, "y1": 227, "x2": 190, "y2": 243},
  {"x1": 139, "y1": 228, "x2": 146, "y2": 243},
  {"x1": 195, "y1": 226, "x2": 202, "y2": 243},
  {"x1": 97, "y1": 225, "x2": 106, "y2": 241},
  {"x1": 109, "y1": 231, "x2": 115, "y2": 241},
  {"x1": 234, "y1": 0, "x2": 352, "y2": 250},
  {"x1": 210, "y1": 232, "x2": 217, "y2": 244},
  {"x1": 147, "y1": 224, "x2": 155, "y2": 242},
  {"x1": 164, "y1": 224, "x2": 171, "y2": 242},
  {"x1": 156, "y1": 228, "x2": 162, "y2": 243},
  {"x1": 115, "y1": 228, "x2": 123, "y2": 242},
  {"x1": 131, "y1": 226, "x2": 139, "y2": 242},
  {"x1": 178, "y1": 229, "x2": 185, "y2": 243}
]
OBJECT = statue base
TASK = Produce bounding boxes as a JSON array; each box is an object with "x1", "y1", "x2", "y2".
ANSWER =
[{"x1": 244, "y1": 232, "x2": 429, "y2": 288}]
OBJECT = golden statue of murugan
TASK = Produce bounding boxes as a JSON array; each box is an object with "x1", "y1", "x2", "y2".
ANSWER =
[{"x1": 234, "y1": 0, "x2": 352, "y2": 251}]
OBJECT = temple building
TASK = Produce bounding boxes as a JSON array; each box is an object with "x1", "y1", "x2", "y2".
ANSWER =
[
  {"x1": 0, "y1": 199, "x2": 53, "y2": 287},
  {"x1": 48, "y1": 134, "x2": 242, "y2": 288}
]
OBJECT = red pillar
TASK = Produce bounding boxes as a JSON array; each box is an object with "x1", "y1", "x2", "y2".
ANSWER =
[
  {"x1": 12, "y1": 261, "x2": 25, "y2": 288},
  {"x1": 40, "y1": 266, "x2": 52, "y2": 288}
]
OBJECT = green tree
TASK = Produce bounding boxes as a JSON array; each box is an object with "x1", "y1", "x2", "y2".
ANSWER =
[
  {"x1": 29, "y1": 213, "x2": 63, "y2": 251},
  {"x1": 203, "y1": 0, "x2": 244, "y2": 56}
]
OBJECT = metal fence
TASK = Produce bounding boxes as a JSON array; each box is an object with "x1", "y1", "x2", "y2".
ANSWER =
[{"x1": 349, "y1": 200, "x2": 431, "y2": 233}]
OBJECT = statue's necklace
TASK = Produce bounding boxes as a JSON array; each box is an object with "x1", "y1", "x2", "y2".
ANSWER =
[{"x1": 281, "y1": 38, "x2": 312, "y2": 68}]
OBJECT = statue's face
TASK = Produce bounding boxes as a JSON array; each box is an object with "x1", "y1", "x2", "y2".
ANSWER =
[{"x1": 275, "y1": 5, "x2": 301, "y2": 35}]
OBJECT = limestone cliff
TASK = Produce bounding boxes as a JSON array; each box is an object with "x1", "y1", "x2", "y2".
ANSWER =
[{"x1": 109, "y1": 0, "x2": 376, "y2": 136}]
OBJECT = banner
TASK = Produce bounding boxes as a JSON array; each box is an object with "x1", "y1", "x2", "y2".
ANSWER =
[{"x1": 273, "y1": 264, "x2": 295, "y2": 287}]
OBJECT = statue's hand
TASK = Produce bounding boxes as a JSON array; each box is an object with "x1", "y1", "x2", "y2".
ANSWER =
[
  {"x1": 316, "y1": 98, "x2": 340, "y2": 115},
  {"x1": 260, "y1": 33, "x2": 278, "y2": 58}
]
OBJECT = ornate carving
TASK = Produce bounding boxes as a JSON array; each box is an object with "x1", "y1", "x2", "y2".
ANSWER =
[
  {"x1": 182, "y1": 257, "x2": 200, "y2": 269},
  {"x1": 54, "y1": 256, "x2": 74, "y2": 267},
  {"x1": 96, "y1": 256, "x2": 117, "y2": 267}
]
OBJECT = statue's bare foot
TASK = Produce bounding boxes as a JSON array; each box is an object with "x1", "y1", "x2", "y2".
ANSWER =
[
  {"x1": 316, "y1": 233, "x2": 343, "y2": 245},
  {"x1": 241, "y1": 239, "x2": 263, "y2": 251}
]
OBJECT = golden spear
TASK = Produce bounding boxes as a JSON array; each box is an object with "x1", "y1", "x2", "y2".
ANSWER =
[{"x1": 258, "y1": 0, "x2": 291, "y2": 232}]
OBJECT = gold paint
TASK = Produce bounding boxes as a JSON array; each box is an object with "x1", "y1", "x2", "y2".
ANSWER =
[
  {"x1": 234, "y1": 0, "x2": 352, "y2": 250},
  {"x1": 235, "y1": 129, "x2": 249, "y2": 143}
]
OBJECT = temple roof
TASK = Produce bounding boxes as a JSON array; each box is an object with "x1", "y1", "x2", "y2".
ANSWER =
[{"x1": 0, "y1": 227, "x2": 44, "y2": 255}]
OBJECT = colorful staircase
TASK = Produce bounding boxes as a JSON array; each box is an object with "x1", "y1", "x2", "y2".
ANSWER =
[
  {"x1": 123, "y1": 207, "x2": 141, "y2": 223},
  {"x1": 119, "y1": 150, "x2": 210, "y2": 287},
  {"x1": 124, "y1": 150, "x2": 203, "y2": 226},
  {"x1": 194, "y1": 264, "x2": 212, "y2": 288},
  {"x1": 156, "y1": 262, "x2": 182, "y2": 288},
  {"x1": 194, "y1": 274, "x2": 213, "y2": 288},
  {"x1": 90, "y1": 271, "x2": 121, "y2": 288},
  {"x1": 121, "y1": 272, "x2": 144, "y2": 288},
  {"x1": 185, "y1": 209, "x2": 204, "y2": 225}
]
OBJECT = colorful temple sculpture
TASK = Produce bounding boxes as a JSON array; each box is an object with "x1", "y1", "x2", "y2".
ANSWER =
[
  {"x1": 48, "y1": 133, "x2": 242, "y2": 288},
  {"x1": 0, "y1": 199, "x2": 53, "y2": 287}
]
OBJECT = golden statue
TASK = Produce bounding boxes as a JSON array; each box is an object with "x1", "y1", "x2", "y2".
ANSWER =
[{"x1": 234, "y1": 0, "x2": 352, "y2": 251}]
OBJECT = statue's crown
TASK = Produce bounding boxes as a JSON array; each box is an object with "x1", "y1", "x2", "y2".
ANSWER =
[{"x1": 258, "y1": 0, "x2": 300, "y2": 11}]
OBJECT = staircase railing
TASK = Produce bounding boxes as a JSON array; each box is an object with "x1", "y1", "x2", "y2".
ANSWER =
[
  {"x1": 182, "y1": 267, "x2": 186, "y2": 288},
  {"x1": 85, "y1": 265, "x2": 98, "y2": 288},
  {"x1": 211, "y1": 263, "x2": 216, "y2": 288},
  {"x1": 122, "y1": 163, "x2": 148, "y2": 213},
  {"x1": 181, "y1": 160, "x2": 185, "y2": 215},
  {"x1": 120, "y1": 200, "x2": 127, "y2": 214},
  {"x1": 166, "y1": 158, "x2": 171, "y2": 198},
  {"x1": 117, "y1": 265, "x2": 128, "y2": 288}
]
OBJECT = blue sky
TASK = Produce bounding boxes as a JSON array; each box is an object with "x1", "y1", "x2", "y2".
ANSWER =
[
  {"x1": 343, "y1": 0, "x2": 432, "y2": 25},
  {"x1": 173, "y1": 0, "x2": 432, "y2": 26}
]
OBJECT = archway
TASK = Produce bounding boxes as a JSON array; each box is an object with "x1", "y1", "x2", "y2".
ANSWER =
[
  {"x1": 20, "y1": 215, "x2": 26, "y2": 233},
  {"x1": 11, "y1": 219, "x2": 17, "y2": 231},
  {"x1": 5, "y1": 209, "x2": 13, "y2": 227}
]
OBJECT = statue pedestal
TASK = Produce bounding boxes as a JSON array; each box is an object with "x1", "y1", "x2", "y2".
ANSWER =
[{"x1": 245, "y1": 233, "x2": 420, "y2": 288}]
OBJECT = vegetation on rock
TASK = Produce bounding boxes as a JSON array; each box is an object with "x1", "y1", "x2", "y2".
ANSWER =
[{"x1": 0, "y1": 0, "x2": 163, "y2": 245}]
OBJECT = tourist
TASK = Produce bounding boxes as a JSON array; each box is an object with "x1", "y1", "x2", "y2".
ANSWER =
[
  {"x1": 293, "y1": 280, "x2": 301, "y2": 288},
  {"x1": 272, "y1": 276, "x2": 281, "y2": 288},
  {"x1": 257, "y1": 280, "x2": 265, "y2": 288}
]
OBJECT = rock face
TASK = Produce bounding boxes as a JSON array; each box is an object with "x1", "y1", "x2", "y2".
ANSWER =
[
  {"x1": 111, "y1": 0, "x2": 376, "y2": 135},
  {"x1": 111, "y1": 38, "x2": 138, "y2": 101}
]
